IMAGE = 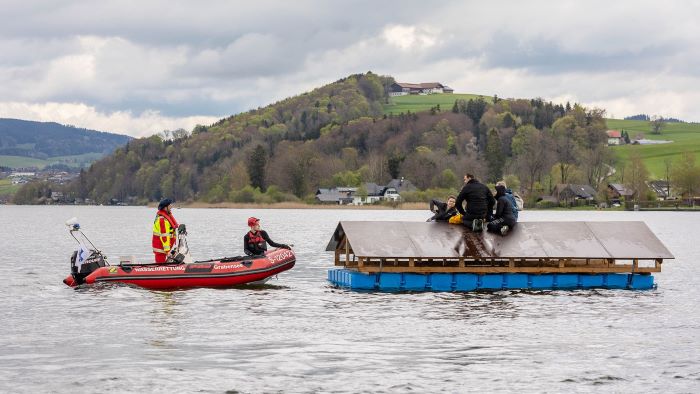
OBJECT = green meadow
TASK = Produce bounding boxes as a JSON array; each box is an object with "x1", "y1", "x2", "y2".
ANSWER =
[
  {"x1": 606, "y1": 119, "x2": 700, "y2": 178},
  {"x1": 383, "y1": 93, "x2": 493, "y2": 115},
  {"x1": 0, "y1": 152, "x2": 104, "y2": 169},
  {"x1": 0, "y1": 178, "x2": 20, "y2": 197}
]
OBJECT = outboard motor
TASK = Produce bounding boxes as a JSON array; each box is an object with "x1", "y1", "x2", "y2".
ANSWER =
[
  {"x1": 70, "y1": 248, "x2": 107, "y2": 285},
  {"x1": 167, "y1": 224, "x2": 193, "y2": 264},
  {"x1": 66, "y1": 217, "x2": 109, "y2": 285}
]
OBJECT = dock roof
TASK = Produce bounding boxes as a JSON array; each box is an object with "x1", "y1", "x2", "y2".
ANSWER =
[{"x1": 326, "y1": 221, "x2": 674, "y2": 260}]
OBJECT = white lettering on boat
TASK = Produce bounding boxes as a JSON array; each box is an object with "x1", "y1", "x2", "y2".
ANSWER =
[
  {"x1": 132, "y1": 266, "x2": 185, "y2": 273},
  {"x1": 269, "y1": 250, "x2": 293, "y2": 263},
  {"x1": 213, "y1": 264, "x2": 244, "y2": 270}
]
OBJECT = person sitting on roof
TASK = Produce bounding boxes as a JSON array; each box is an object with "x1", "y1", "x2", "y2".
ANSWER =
[
  {"x1": 487, "y1": 185, "x2": 518, "y2": 236},
  {"x1": 427, "y1": 195, "x2": 458, "y2": 222},
  {"x1": 495, "y1": 180, "x2": 521, "y2": 220},
  {"x1": 456, "y1": 173, "x2": 495, "y2": 232},
  {"x1": 244, "y1": 217, "x2": 291, "y2": 256}
]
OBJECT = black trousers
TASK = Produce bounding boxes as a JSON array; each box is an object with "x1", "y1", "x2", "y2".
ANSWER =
[
  {"x1": 487, "y1": 218, "x2": 516, "y2": 234},
  {"x1": 462, "y1": 212, "x2": 486, "y2": 231}
]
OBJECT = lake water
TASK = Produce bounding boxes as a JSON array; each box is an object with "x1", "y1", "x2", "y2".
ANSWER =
[{"x1": 0, "y1": 206, "x2": 698, "y2": 393}]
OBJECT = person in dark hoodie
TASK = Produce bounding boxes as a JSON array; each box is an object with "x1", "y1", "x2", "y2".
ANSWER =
[
  {"x1": 496, "y1": 180, "x2": 519, "y2": 220},
  {"x1": 487, "y1": 185, "x2": 518, "y2": 235},
  {"x1": 427, "y1": 195, "x2": 458, "y2": 222},
  {"x1": 455, "y1": 173, "x2": 495, "y2": 231}
]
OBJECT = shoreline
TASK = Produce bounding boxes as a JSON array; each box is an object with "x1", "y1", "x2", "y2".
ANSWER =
[{"x1": 178, "y1": 201, "x2": 428, "y2": 210}]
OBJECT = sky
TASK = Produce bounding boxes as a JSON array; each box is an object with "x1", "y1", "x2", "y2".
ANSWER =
[{"x1": 1, "y1": 0, "x2": 698, "y2": 137}]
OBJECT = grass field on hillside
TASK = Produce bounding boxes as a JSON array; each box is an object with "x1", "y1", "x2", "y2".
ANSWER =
[
  {"x1": 383, "y1": 93, "x2": 493, "y2": 115},
  {"x1": 0, "y1": 152, "x2": 105, "y2": 169},
  {"x1": 606, "y1": 119, "x2": 700, "y2": 178},
  {"x1": 0, "y1": 178, "x2": 20, "y2": 197},
  {"x1": 0, "y1": 155, "x2": 49, "y2": 169}
]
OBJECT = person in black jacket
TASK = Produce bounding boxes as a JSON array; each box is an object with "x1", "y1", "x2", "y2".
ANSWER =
[
  {"x1": 427, "y1": 195, "x2": 458, "y2": 221},
  {"x1": 487, "y1": 185, "x2": 518, "y2": 235},
  {"x1": 244, "y1": 217, "x2": 290, "y2": 256},
  {"x1": 455, "y1": 173, "x2": 495, "y2": 231}
]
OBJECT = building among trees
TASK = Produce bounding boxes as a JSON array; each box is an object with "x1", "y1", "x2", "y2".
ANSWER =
[
  {"x1": 606, "y1": 130, "x2": 625, "y2": 145},
  {"x1": 315, "y1": 179, "x2": 417, "y2": 205}
]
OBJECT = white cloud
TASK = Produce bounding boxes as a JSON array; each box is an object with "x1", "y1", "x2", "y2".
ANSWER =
[
  {"x1": 382, "y1": 25, "x2": 440, "y2": 51},
  {"x1": 0, "y1": 101, "x2": 219, "y2": 137},
  {"x1": 1, "y1": 0, "x2": 700, "y2": 126}
]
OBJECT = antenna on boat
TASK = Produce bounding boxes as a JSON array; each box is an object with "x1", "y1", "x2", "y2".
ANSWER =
[{"x1": 65, "y1": 217, "x2": 99, "y2": 252}]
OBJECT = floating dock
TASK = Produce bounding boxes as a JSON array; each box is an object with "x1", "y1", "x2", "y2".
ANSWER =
[{"x1": 326, "y1": 221, "x2": 674, "y2": 291}]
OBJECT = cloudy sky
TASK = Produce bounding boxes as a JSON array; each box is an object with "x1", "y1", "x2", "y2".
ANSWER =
[{"x1": 1, "y1": 0, "x2": 698, "y2": 137}]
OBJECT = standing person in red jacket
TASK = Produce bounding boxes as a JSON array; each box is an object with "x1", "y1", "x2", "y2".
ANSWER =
[{"x1": 152, "y1": 198, "x2": 179, "y2": 263}]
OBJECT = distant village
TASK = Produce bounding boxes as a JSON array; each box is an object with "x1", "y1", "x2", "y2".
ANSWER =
[
  {"x1": 315, "y1": 177, "x2": 674, "y2": 208},
  {"x1": 0, "y1": 167, "x2": 80, "y2": 204}
]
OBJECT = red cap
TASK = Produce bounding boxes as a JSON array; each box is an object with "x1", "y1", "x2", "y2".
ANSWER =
[{"x1": 247, "y1": 217, "x2": 260, "y2": 227}]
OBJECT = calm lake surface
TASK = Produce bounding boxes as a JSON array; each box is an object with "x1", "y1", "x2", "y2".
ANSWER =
[{"x1": 0, "y1": 206, "x2": 698, "y2": 393}]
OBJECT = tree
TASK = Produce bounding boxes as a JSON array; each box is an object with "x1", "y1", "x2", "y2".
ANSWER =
[
  {"x1": 466, "y1": 98, "x2": 488, "y2": 125},
  {"x1": 387, "y1": 152, "x2": 405, "y2": 179},
  {"x1": 550, "y1": 116, "x2": 579, "y2": 184},
  {"x1": 511, "y1": 124, "x2": 550, "y2": 193},
  {"x1": 672, "y1": 151, "x2": 700, "y2": 200},
  {"x1": 650, "y1": 116, "x2": 666, "y2": 135},
  {"x1": 625, "y1": 152, "x2": 649, "y2": 202},
  {"x1": 247, "y1": 145, "x2": 267, "y2": 191},
  {"x1": 356, "y1": 184, "x2": 368, "y2": 202},
  {"x1": 446, "y1": 134, "x2": 457, "y2": 155},
  {"x1": 438, "y1": 168, "x2": 458, "y2": 188},
  {"x1": 485, "y1": 128, "x2": 505, "y2": 182},
  {"x1": 580, "y1": 145, "x2": 614, "y2": 189}
]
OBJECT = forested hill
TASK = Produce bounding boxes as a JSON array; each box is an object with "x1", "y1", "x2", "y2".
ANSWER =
[
  {"x1": 0, "y1": 118, "x2": 131, "y2": 158},
  {"x1": 15, "y1": 72, "x2": 610, "y2": 205}
]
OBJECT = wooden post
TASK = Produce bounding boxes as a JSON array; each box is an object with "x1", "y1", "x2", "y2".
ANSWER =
[
  {"x1": 409, "y1": 258, "x2": 415, "y2": 267},
  {"x1": 345, "y1": 240, "x2": 349, "y2": 267}
]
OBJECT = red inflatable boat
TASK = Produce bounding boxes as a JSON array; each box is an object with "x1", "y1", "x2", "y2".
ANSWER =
[
  {"x1": 63, "y1": 248, "x2": 296, "y2": 290},
  {"x1": 62, "y1": 218, "x2": 295, "y2": 290}
]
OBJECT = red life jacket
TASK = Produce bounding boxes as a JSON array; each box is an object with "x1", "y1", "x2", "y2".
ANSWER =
[
  {"x1": 152, "y1": 209, "x2": 179, "y2": 256},
  {"x1": 247, "y1": 230, "x2": 265, "y2": 245}
]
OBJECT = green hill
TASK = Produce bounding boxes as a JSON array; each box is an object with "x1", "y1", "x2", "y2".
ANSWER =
[
  {"x1": 606, "y1": 119, "x2": 700, "y2": 178},
  {"x1": 0, "y1": 118, "x2": 131, "y2": 168},
  {"x1": 383, "y1": 93, "x2": 493, "y2": 115}
]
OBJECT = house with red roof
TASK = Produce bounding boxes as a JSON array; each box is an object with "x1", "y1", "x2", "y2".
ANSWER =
[{"x1": 606, "y1": 130, "x2": 624, "y2": 145}]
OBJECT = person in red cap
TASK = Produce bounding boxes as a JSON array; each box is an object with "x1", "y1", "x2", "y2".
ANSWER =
[{"x1": 244, "y1": 217, "x2": 290, "y2": 256}]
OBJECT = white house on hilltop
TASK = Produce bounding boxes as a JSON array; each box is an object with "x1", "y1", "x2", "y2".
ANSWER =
[{"x1": 389, "y1": 82, "x2": 454, "y2": 96}]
